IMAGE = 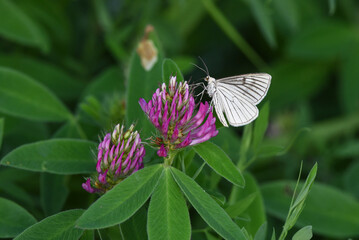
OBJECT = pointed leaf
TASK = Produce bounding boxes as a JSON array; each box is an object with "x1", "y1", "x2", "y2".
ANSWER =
[
  {"x1": 271, "y1": 228, "x2": 276, "y2": 240},
  {"x1": 162, "y1": 58, "x2": 184, "y2": 83},
  {"x1": 14, "y1": 209, "x2": 84, "y2": 240},
  {"x1": 1, "y1": 139, "x2": 97, "y2": 174},
  {"x1": 126, "y1": 29, "x2": 163, "y2": 139},
  {"x1": 261, "y1": 181, "x2": 359, "y2": 238},
  {"x1": 292, "y1": 226, "x2": 312, "y2": 240},
  {"x1": 148, "y1": 168, "x2": 190, "y2": 240},
  {"x1": 77, "y1": 164, "x2": 164, "y2": 229},
  {"x1": 254, "y1": 222, "x2": 267, "y2": 240},
  {"x1": 170, "y1": 167, "x2": 247, "y2": 240},
  {"x1": 193, "y1": 141, "x2": 245, "y2": 187},
  {"x1": 0, "y1": 197, "x2": 37, "y2": 238},
  {"x1": 252, "y1": 102, "x2": 269, "y2": 152},
  {"x1": 291, "y1": 163, "x2": 317, "y2": 209},
  {"x1": 0, "y1": 67, "x2": 71, "y2": 122}
]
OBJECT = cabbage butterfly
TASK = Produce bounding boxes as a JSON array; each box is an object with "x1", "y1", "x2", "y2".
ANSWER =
[
  {"x1": 204, "y1": 73, "x2": 271, "y2": 127},
  {"x1": 193, "y1": 59, "x2": 271, "y2": 127}
]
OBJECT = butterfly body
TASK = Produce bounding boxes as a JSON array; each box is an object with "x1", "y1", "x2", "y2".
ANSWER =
[
  {"x1": 206, "y1": 77, "x2": 217, "y2": 97},
  {"x1": 204, "y1": 73, "x2": 271, "y2": 127}
]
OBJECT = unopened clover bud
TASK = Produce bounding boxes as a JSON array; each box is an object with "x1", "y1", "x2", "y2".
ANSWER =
[{"x1": 82, "y1": 123, "x2": 145, "y2": 194}]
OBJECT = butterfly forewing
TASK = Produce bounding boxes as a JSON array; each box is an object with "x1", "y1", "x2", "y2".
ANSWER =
[
  {"x1": 216, "y1": 73, "x2": 271, "y2": 104},
  {"x1": 211, "y1": 73, "x2": 271, "y2": 127}
]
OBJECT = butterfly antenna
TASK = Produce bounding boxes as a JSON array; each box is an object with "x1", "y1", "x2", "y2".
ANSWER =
[
  {"x1": 190, "y1": 62, "x2": 208, "y2": 75},
  {"x1": 198, "y1": 56, "x2": 210, "y2": 76}
]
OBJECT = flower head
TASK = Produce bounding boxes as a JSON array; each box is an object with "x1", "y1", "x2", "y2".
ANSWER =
[
  {"x1": 82, "y1": 124, "x2": 145, "y2": 193},
  {"x1": 139, "y1": 76, "x2": 218, "y2": 157}
]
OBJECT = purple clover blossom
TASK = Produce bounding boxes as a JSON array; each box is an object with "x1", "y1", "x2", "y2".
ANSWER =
[
  {"x1": 82, "y1": 124, "x2": 145, "y2": 194},
  {"x1": 139, "y1": 76, "x2": 218, "y2": 158}
]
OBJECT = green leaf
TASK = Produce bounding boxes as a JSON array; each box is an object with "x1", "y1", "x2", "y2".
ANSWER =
[
  {"x1": 162, "y1": 58, "x2": 184, "y2": 83},
  {"x1": 0, "y1": 114, "x2": 49, "y2": 146},
  {"x1": 148, "y1": 168, "x2": 191, "y2": 240},
  {"x1": 272, "y1": 0, "x2": 299, "y2": 33},
  {"x1": 287, "y1": 21, "x2": 354, "y2": 60},
  {"x1": 1, "y1": 139, "x2": 97, "y2": 174},
  {"x1": 200, "y1": 0, "x2": 266, "y2": 69},
  {"x1": 77, "y1": 164, "x2": 164, "y2": 229},
  {"x1": 229, "y1": 173, "x2": 266, "y2": 236},
  {"x1": 0, "y1": 67, "x2": 71, "y2": 122},
  {"x1": 328, "y1": 0, "x2": 336, "y2": 15},
  {"x1": 247, "y1": 0, "x2": 276, "y2": 48},
  {"x1": 53, "y1": 121, "x2": 86, "y2": 139},
  {"x1": 40, "y1": 173, "x2": 69, "y2": 216},
  {"x1": 339, "y1": 43, "x2": 359, "y2": 113},
  {"x1": 291, "y1": 164, "x2": 317, "y2": 209},
  {"x1": 292, "y1": 226, "x2": 312, "y2": 240},
  {"x1": 254, "y1": 222, "x2": 267, "y2": 240},
  {"x1": 0, "y1": 118, "x2": 3, "y2": 151},
  {"x1": 0, "y1": 0, "x2": 49, "y2": 52},
  {"x1": 252, "y1": 102, "x2": 270, "y2": 152},
  {"x1": 172, "y1": 56, "x2": 196, "y2": 75},
  {"x1": 239, "y1": 124, "x2": 252, "y2": 167},
  {"x1": 261, "y1": 182, "x2": 359, "y2": 238},
  {"x1": 257, "y1": 128, "x2": 310, "y2": 158},
  {"x1": 120, "y1": 206, "x2": 147, "y2": 240},
  {"x1": 0, "y1": 197, "x2": 37, "y2": 238},
  {"x1": 81, "y1": 66, "x2": 125, "y2": 99},
  {"x1": 268, "y1": 61, "x2": 329, "y2": 109},
  {"x1": 79, "y1": 230, "x2": 94, "y2": 240},
  {"x1": 126, "y1": 29, "x2": 163, "y2": 139},
  {"x1": 225, "y1": 193, "x2": 257, "y2": 218},
  {"x1": 271, "y1": 228, "x2": 276, "y2": 240},
  {"x1": 170, "y1": 167, "x2": 247, "y2": 240},
  {"x1": 0, "y1": 182, "x2": 35, "y2": 209},
  {"x1": 193, "y1": 141, "x2": 245, "y2": 187},
  {"x1": 343, "y1": 161, "x2": 359, "y2": 198},
  {"x1": 309, "y1": 113, "x2": 359, "y2": 144},
  {"x1": 204, "y1": 231, "x2": 218, "y2": 240},
  {"x1": 212, "y1": 127, "x2": 241, "y2": 161},
  {"x1": 14, "y1": 209, "x2": 84, "y2": 240},
  {"x1": 0, "y1": 55, "x2": 83, "y2": 101}
]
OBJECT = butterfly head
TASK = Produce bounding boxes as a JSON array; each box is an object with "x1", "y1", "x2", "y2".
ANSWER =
[{"x1": 204, "y1": 76, "x2": 215, "y2": 83}]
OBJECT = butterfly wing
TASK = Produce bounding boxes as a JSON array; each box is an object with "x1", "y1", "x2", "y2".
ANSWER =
[
  {"x1": 213, "y1": 73, "x2": 271, "y2": 127},
  {"x1": 214, "y1": 88, "x2": 259, "y2": 127},
  {"x1": 212, "y1": 92, "x2": 229, "y2": 127},
  {"x1": 216, "y1": 73, "x2": 271, "y2": 105}
]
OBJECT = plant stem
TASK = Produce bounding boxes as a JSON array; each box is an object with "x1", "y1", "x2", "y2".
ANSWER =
[{"x1": 164, "y1": 151, "x2": 177, "y2": 167}]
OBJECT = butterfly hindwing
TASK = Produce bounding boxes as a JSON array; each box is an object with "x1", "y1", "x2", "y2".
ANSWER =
[{"x1": 215, "y1": 86, "x2": 259, "y2": 127}]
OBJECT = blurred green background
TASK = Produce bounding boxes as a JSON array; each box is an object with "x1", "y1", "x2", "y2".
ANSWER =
[{"x1": 0, "y1": 0, "x2": 358, "y2": 239}]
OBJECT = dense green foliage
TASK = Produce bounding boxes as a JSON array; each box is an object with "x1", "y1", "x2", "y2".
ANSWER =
[{"x1": 0, "y1": 0, "x2": 358, "y2": 239}]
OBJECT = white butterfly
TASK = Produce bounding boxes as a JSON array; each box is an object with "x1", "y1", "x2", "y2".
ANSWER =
[{"x1": 204, "y1": 73, "x2": 271, "y2": 127}]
